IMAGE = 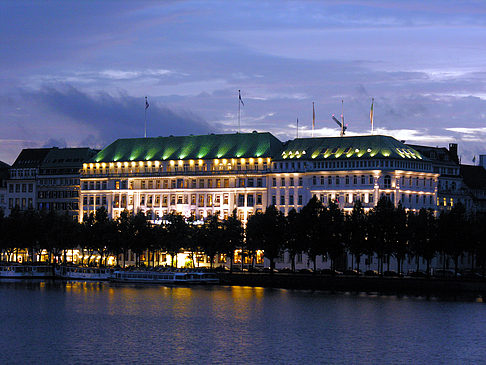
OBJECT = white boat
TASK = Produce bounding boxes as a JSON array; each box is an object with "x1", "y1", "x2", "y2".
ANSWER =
[
  {"x1": 55, "y1": 265, "x2": 113, "y2": 280},
  {"x1": 110, "y1": 270, "x2": 219, "y2": 284},
  {"x1": 0, "y1": 264, "x2": 54, "y2": 278}
]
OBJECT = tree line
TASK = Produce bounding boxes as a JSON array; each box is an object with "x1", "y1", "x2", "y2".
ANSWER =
[{"x1": 1, "y1": 196, "x2": 486, "y2": 275}]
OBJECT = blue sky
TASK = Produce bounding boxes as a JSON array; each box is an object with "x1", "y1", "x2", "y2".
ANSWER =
[{"x1": 1, "y1": 0, "x2": 486, "y2": 164}]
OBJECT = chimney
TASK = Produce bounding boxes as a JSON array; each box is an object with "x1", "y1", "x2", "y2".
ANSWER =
[{"x1": 449, "y1": 143, "x2": 459, "y2": 164}]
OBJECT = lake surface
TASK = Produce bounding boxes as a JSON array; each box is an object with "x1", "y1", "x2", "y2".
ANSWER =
[{"x1": 0, "y1": 280, "x2": 485, "y2": 364}]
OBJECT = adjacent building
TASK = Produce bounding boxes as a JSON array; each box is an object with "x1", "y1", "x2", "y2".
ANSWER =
[
  {"x1": 37, "y1": 148, "x2": 98, "y2": 220},
  {"x1": 407, "y1": 143, "x2": 464, "y2": 211},
  {"x1": 0, "y1": 161, "x2": 10, "y2": 213},
  {"x1": 80, "y1": 132, "x2": 438, "y2": 223},
  {"x1": 6, "y1": 148, "x2": 51, "y2": 215},
  {"x1": 6, "y1": 147, "x2": 97, "y2": 218}
]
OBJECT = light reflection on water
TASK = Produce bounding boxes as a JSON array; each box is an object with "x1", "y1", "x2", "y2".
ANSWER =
[{"x1": 0, "y1": 280, "x2": 485, "y2": 364}]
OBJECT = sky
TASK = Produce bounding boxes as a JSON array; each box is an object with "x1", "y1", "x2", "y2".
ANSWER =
[{"x1": 1, "y1": 0, "x2": 486, "y2": 165}]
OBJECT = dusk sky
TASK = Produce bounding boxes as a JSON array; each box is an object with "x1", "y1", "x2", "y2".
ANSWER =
[{"x1": 1, "y1": 0, "x2": 486, "y2": 164}]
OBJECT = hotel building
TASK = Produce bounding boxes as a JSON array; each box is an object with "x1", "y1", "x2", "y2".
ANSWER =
[{"x1": 80, "y1": 132, "x2": 438, "y2": 222}]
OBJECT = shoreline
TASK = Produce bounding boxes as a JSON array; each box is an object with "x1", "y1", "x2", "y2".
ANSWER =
[{"x1": 219, "y1": 272, "x2": 486, "y2": 296}]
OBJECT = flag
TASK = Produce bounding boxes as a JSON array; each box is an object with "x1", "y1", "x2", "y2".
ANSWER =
[
  {"x1": 473, "y1": 156, "x2": 476, "y2": 164},
  {"x1": 370, "y1": 98, "x2": 374, "y2": 131},
  {"x1": 312, "y1": 102, "x2": 315, "y2": 130},
  {"x1": 145, "y1": 96, "x2": 149, "y2": 110},
  {"x1": 238, "y1": 90, "x2": 244, "y2": 106}
]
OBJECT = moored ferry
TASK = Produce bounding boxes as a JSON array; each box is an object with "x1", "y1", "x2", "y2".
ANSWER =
[
  {"x1": 110, "y1": 270, "x2": 219, "y2": 284},
  {"x1": 54, "y1": 265, "x2": 113, "y2": 280},
  {"x1": 0, "y1": 264, "x2": 54, "y2": 278}
]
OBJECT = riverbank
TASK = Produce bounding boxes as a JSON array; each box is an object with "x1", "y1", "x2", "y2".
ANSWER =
[{"x1": 219, "y1": 272, "x2": 486, "y2": 296}]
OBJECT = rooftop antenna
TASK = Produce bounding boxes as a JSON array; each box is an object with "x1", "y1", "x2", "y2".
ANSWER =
[
  {"x1": 331, "y1": 99, "x2": 348, "y2": 137},
  {"x1": 296, "y1": 118, "x2": 299, "y2": 138}
]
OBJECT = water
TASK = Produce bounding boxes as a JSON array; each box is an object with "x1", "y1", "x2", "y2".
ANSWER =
[{"x1": 0, "y1": 281, "x2": 485, "y2": 364}]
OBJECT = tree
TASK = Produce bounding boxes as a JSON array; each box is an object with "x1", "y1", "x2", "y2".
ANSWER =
[
  {"x1": 246, "y1": 205, "x2": 285, "y2": 271},
  {"x1": 163, "y1": 212, "x2": 188, "y2": 268},
  {"x1": 285, "y1": 208, "x2": 304, "y2": 272},
  {"x1": 300, "y1": 196, "x2": 324, "y2": 271},
  {"x1": 368, "y1": 196, "x2": 396, "y2": 274},
  {"x1": 392, "y1": 203, "x2": 408, "y2": 274},
  {"x1": 439, "y1": 203, "x2": 468, "y2": 276},
  {"x1": 345, "y1": 200, "x2": 367, "y2": 272},
  {"x1": 326, "y1": 201, "x2": 345, "y2": 271},
  {"x1": 222, "y1": 209, "x2": 244, "y2": 272}
]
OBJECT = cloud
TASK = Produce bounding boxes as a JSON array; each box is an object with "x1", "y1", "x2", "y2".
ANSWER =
[
  {"x1": 20, "y1": 84, "x2": 214, "y2": 143},
  {"x1": 445, "y1": 127, "x2": 486, "y2": 135},
  {"x1": 42, "y1": 138, "x2": 67, "y2": 148}
]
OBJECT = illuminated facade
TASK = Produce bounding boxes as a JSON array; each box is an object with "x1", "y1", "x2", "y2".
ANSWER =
[{"x1": 80, "y1": 132, "x2": 438, "y2": 222}]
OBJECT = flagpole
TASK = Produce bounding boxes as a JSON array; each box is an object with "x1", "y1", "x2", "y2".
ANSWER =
[
  {"x1": 144, "y1": 96, "x2": 147, "y2": 138},
  {"x1": 312, "y1": 102, "x2": 315, "y2": 138},
  {"x1": 370, "y1": 97, "x2": 374, "y2": 135},
  {"x1": 238, "y1": 90, "x2": 240, "y2": 133},
  {"x1": 341, "y1": 99, "x2": 344, "y2": 137},
  {"x1": 296, "y1": 118, "x2": 299, "y2": 138}
]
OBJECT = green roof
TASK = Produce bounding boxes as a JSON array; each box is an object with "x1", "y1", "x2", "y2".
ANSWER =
[
  {"x1": 90, "y1": 132, "x2": 284, "y2": 163},
  {"x1": 280, "y1": 135, "x2": 426, "y2": 161}
]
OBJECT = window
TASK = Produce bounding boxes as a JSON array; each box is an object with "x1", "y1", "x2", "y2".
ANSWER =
[
  {"x1": 223, "y1": 194, "x2": 229, "y2": 205},
  {"x1": 298, "y1": 195, "x2": 303, "y2": 205},
  {"x1": 238, "y1": 194, "x2": 245, "y2": 207},
  {"x1": 257, "y1": 178, "x2": 263, "y2": 187},
  {"x1": 280, "y1": 194, "x2": 285, "y2": 205},
  {"x1": 369, "y1": 175, "x2": 373, "y2": 184},
  {"x1": 312, "y1": 176, "x2": 317, "y2": 185},
  {"x1": 281, "y1": 177, "x2": 285, "y2": 186},
  {"x1": 198, "y1": 195, "x2": 205, "y2": 207},
  {"x1": 238, "y1": 179, "x2": 245, "y2": 188},
  {"x1": 345, "y1": 176, "x2": 350, "y2": 185},
  {"x1": 369, "y1": 194, "x2": 374, "y2": 203},
  {"x1": 289, "y1": 194, "x2": 294, "y2": 205},
  {"x1": 247, "y1": 178, "x2": 254, "y2": 187},
  {"x1": 320, "y1": 176, "x2": 325, "y2": 185},
  {"x1": 272, "y1": 178, "x2": 277, "y2": 187},
  {"x1": 272, "y1": 195, "x2": 276, "y2": 205},
  {"x1": 328, "y1": 176, "x2": 332, "y2": 185},
  {"x1": 335, "y1": 176, "x2": 340, "y2": 185},
  {"x1": 361, "y1": 175, "x2": 366, "y2": 185},
  {"x1": 256, "y1": 194, "x2": 262, "y2": 205},
  {"x1": 384, "y1": 175, "x2": 391, "y2": 189},
  {"x1": 199, "y1": 179, "x2": 205, "y2": 188},
  {"x1": 247, "y1": 195, "x2": 254, "y2": 207},
  {"x1": 290, "y1": 177, "x2": 294, "y2": 186}
]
